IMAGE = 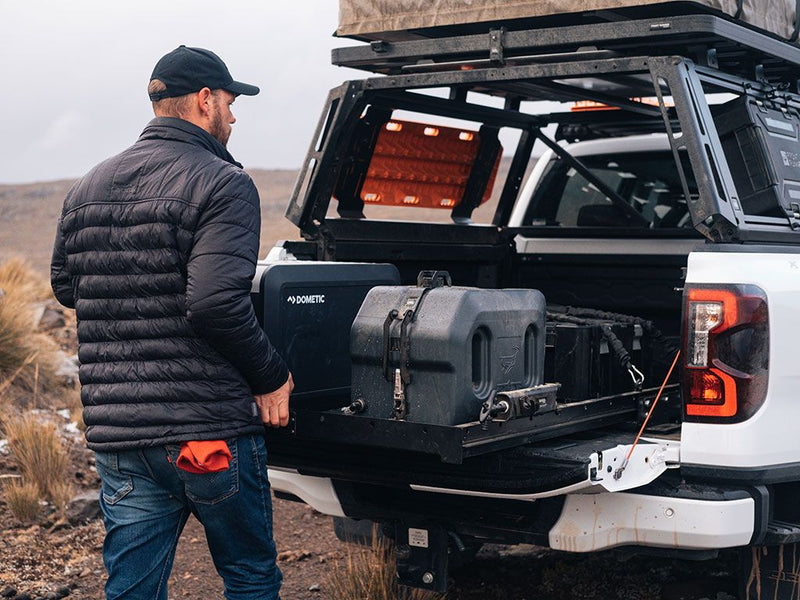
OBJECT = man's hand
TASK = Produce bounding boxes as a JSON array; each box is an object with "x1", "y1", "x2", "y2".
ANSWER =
[{"x1": 255, "y1": 373, "x2": 293, "y2": 428}]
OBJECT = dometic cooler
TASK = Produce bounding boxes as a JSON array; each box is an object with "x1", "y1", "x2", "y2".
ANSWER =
[
  {"x1": 350, "y1": 271, "x2": 547, "y2": 426},
  {"x1": 252, "y1": 261, "x2": 400, "y2": 408}
]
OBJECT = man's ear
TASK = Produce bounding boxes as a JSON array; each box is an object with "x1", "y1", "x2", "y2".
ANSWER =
[{"x1": 196, "y1": 87, "x2": 214, "y2": 117}]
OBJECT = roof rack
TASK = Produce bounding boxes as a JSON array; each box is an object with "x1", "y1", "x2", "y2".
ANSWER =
[{"x1": 332, "y1": 14, "x2": 800, "y2": 86}]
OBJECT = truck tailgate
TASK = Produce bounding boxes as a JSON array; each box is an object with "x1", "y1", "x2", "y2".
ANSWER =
[{"x1": 267, "y1": 429, "x2": 680, "y2": 499}]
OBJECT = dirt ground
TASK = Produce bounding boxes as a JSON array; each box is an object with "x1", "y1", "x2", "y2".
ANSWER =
[
  {"x1": 0, "y1": 466, "x2": 347, "y2": 600},
  {"x1": 0, "y1": 475, "x2": 743, "y2": 600}
]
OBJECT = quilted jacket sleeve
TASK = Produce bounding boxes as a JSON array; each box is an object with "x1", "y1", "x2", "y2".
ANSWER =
[
  {"x1": 50, "y1": 215, "x2": 75, "y2": 309},
  {"x1": 185, "y1": 170, "x2": 289, "y2": 394}
]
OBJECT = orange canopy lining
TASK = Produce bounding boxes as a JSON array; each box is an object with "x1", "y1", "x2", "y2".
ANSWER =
[
  {"x1": 570, "y1": 97, "x2": 673, "y2": 111},
  {"x1": 359, "y1": 120, "x2": 502, "y2": 210}
]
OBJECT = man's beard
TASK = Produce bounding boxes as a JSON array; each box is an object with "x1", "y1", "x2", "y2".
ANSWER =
[{"x1": 209, "y1": 105, "x2": 230, "y2": 147}]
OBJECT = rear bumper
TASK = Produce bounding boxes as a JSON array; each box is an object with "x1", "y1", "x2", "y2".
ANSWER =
[
  {"x1": 549, "y1": 491, "x2": 755, "y2": 552},
  {"x1": 268, "y1": 467, "x2": 345, "y2": 517},
  {"x1": 270, "y1": 469, "x2": 758, "y2": 553}
]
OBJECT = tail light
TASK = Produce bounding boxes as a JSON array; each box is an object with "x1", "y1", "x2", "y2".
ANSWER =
[{"x1": 682, "y1": 284, "x2": 769, "y2": 423}]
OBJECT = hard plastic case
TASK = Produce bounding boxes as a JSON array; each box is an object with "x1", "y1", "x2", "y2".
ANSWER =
[
  {"x1": 715, "y1": 97, "x2": 800, "y2": 219},
  {"x1": 252, "y1": 261, "x2": 401, "y2": 407},
  {"x1": 350, "y1": 277, "x2": 547, "y2": 426}
]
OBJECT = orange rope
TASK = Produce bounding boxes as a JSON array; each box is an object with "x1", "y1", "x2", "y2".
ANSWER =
[{"x1": 623, "y1": 350, "x2": 682, "y2": 466}]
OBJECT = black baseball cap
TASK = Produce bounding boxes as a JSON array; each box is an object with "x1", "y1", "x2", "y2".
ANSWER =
[{"x1": 149, "y1": 45, "x2": 259, "y2": 101}]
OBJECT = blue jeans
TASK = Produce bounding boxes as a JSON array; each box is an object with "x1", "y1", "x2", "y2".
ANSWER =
[{"x1": 94, "y1": 435, "x2": 281, "y2": 600}]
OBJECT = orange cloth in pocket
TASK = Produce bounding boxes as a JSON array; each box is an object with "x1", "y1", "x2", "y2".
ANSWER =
[{"x1": 176, "y1": 440, "x2": 232, "y2": 474}]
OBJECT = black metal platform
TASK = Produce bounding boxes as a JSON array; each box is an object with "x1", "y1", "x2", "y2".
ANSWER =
[
  {"x1": 333, "y1": 14, "x2": 800, "y2": 85},
  {"x1": 271, "y1": 384, "x2": 679, "y2": 464}
]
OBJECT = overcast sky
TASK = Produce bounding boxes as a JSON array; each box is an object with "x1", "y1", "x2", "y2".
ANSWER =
[{"x1": 0, "y1": 1, "x2": 363, "y2": 184}]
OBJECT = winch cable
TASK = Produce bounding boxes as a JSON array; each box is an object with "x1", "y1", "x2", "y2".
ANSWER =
[
  {"x1": 550, "y1": 305, "x2": 679, "y2": 354},
  {"x1": 546, "y1": 311, "x2": 645, "y2": 389},
  {"x1": 613, "y1": 350, "x2": 681, "y2": 480},
  {"x1": 600, "y1": 323, "x2": 644, "y2": 389}
]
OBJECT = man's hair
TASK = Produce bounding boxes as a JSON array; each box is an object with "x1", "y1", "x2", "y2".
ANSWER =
[
  {"x1": 148, "y1": 79, "x2": 226, "y2": 118},
  {"x1": 148, "y1": 79, "x2": 194, "y2": 118}
]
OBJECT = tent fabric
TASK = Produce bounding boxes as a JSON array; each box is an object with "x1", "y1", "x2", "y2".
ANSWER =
[{"x1": 338, "y1": 0, "x2": 796, "y2": 41}]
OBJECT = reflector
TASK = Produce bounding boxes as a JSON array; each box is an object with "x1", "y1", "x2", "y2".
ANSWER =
[{"x1": 686, "y1": 368, "x2": 737, "y2": 417}]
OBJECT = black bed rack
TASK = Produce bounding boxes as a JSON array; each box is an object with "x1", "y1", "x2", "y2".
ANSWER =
[{"x1": 332, "y1": 13, "x2": 800, "y2": 87}]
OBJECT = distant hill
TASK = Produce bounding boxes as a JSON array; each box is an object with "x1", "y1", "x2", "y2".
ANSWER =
[
  {"x1": 0, "y1": 169, "x2": 302, "y2": 277},
  {"x1": 0, "y1": 157, "x2": 519, "y2": 277}
]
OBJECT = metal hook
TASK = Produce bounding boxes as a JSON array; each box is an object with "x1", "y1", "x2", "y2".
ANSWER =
[{"x1": 628, "y1": 364, "x2": 645, "y2": 391}]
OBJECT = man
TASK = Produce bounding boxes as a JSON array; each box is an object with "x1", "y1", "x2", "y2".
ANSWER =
[{"x1": 51, "y1": 46, "x2": 291, "y2": 599}]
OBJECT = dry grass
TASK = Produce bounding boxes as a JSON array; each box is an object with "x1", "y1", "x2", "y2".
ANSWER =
[
  {"x1": 0, "y1": 292, "x2": 38, "y2": 384},
  {"x1": 3, "y1": 414, "x2": 71, "y2": 506},
  {"x1": 3, "y1": 479, "x2": 42, "y2": 522},
  {"x1": 328, "y1": 527, "x2": 445, "y2": 600},
  {"x1": 48, "y1": 479, "x2": 74, "y2": 514},
  {"x1": 64, "y1": 387, "x2": 85, "y2": 431},
  {"x1": 0, "y1": 257, "x2": 53, "y2": 302},
  {"x1": 0, "y1": 258, "x2": 60, "y2": 396}
]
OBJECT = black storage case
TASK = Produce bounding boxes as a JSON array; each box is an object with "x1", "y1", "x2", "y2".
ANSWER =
[
  {"x1": 715, "y1": 97, "x2": 800, "y2": 218},
  {"x1": 252, "y1": 261, "x2": 400, "y2": 407},
  {"x1": 350, "y1": 278, "x2": 547, "y2": 426},
  {"x1": 544, "y1": 321, "x2": 643, "y2": 402}
]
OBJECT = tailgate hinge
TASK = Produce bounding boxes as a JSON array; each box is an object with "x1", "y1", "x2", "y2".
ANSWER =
[{"x1": 591, "y1": 441, "x2": 680, "y2": 493}]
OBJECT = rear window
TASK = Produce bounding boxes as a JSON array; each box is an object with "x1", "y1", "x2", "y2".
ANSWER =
[{"x1": 524, "y1": 151, "x2": 698, "y2": 229}]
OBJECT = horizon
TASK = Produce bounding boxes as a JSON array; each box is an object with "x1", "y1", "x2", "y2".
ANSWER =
[{"x1": 0, "y1": 165, "x2": 304, "y2": 188}]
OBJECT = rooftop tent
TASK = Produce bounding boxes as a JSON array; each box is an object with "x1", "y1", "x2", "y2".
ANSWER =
[{"x1": 337, "y1": 0, "x2": 797, "y2": 42}]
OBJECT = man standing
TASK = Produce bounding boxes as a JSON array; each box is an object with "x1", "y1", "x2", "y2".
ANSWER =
[{"x1": 51, "y1": 46, "x2": 291, "y2": 599}]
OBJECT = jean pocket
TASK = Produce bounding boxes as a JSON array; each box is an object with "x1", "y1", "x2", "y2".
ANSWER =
[
  {"x1": 94, "y1": 451, "x2": 134, "y2": 505},
  {"x1": 172, "y1": 439, "x2": 239, "y2": 505}
]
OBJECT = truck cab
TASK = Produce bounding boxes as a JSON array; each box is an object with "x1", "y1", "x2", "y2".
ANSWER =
[{"x1": 258, "y1": 10, "x2": 800, "y2": 597}]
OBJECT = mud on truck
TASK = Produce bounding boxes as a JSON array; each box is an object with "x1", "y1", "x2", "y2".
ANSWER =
[{"x1": 252, "y1": 2, "x2": 800, "y2": 597}]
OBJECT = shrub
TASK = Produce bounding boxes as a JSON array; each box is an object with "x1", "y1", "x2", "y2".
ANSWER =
[
  {"x1": 3, "y1": 414, "x2": 71, "y2": 504},
  {"x1": 64, "y1": 387, "x2": 85, "y2": 431},
  {"x1": 0, "y1": 291, "x2": 38, "y2": 387},
  {"x1": 0, "y1": 257, "x2": 53, "y2": 301},
  {"x1": 48, "y1": 479, "x2": 74, "y2": 514},
  {"x1": 3, "y1": 479, "x2": 41, "y2": 522},
  {"x1": 0, "y1": 287, "x2": 60, "y2": 396},
  {"x1": 327, "y1": 526, "x2": 444, "y2": 600}
]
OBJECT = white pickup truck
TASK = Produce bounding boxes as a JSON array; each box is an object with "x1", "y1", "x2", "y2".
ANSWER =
[{"x1": 256, "y1": 12, "x2": 800, "y2": 599}]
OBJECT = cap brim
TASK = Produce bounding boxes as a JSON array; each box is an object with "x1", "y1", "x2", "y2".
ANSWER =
[{"x1": 225, "y1": 80, "x2": 260, "y2": 96}]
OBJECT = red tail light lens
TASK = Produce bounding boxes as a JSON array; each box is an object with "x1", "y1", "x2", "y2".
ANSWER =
[
  {"x1": 682, "y1": 284, "x2": 769, "y2": 423},
  {"x1": 686, "y1": 369, "x2": 736, "y2": 416}
]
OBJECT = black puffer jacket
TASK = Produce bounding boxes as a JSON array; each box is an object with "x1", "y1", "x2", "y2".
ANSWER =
[{"x1": 51, "y1": 117, "x2": 288, "y2": 451}]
